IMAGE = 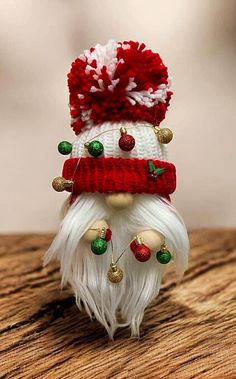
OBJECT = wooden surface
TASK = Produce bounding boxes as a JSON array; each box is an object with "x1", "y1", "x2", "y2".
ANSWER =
[{"x1": 0, "y1": 229, "x2": 235, "y2": 379}]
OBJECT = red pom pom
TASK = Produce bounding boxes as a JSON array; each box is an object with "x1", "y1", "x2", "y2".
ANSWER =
[
  {"x1": 67, "y1": 40, "x2": 172, "y2": 134},
  {"x1": 119, "y1": 133, "x2": 135, "y2": 151},
  {"x1": 104, "y1": 228, "x2": 112, "y2": 242},
  {"x1": 71, "y1": 120, "x2": 83, "y2": 135}
]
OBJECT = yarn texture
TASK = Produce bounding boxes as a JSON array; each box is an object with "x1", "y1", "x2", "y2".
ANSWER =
[
  {"x1": 63, "y1": 157, "x2": 176, "y2": 196},
  {"x1": 44, "y1": 40, "x2": 189, "y2": 338},
  {"x1": 68, "y1": 40, "x2": 172, "y2": 134}
]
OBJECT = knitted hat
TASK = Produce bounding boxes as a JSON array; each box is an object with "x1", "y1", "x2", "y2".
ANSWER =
[{"x1": 53, "y1": 40, "x2": 176, "y2": 199}]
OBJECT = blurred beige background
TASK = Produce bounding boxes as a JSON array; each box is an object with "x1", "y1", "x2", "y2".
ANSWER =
[{"x1": 0, "y1": 0, "x2": 235, "y2": 232}]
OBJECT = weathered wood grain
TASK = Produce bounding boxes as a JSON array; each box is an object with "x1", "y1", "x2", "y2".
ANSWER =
[{"x1": 0, "y1": 229, "x2": 235, "y2": 379}]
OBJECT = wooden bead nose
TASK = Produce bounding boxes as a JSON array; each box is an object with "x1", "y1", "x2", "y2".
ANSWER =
[{"x1": 105, "y1": 193, "x2": 134, "y2": 210}]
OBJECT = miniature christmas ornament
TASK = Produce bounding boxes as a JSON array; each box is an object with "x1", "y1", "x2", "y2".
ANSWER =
[
  {"x1": 44, "y1": 40, "x2": 189, "y2": 338},
  {"x1": 85, "y1": 140, "x2": 104, "y2": 157},
  {"x1": 156, "y1": 242, "x2": 172, "y2": 264},
  {"x1": 107, "y1": 263, "x2": 124, "y2": 283},
  {"x1": 90, "y1": 227, "x2": 111, "y2": 255},
  {"x1": 58, "y1": 141, "x2": 72, "y2": 155},
  {"x1": 130, "y1": 235, "x2": 151, "y2": 262},
  {"x1": 153, "y1": 126, "x2": 173, "y2": 144},
  {"x1": 52, "y1": 176, "x2": 73, "y2": 192},
  {"x1": 118, "y1": 127, "x2": 135, "y2": 151},
  {"x1": 91, "y1": 237, "x2": 107, "y2": 255}
]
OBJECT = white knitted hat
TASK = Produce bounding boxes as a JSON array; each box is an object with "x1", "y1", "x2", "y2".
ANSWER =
[{"x1": 71, "y1": 121, "x2": 168, "y2": 161}]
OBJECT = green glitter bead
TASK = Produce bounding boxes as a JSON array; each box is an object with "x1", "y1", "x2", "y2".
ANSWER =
[
  {"x1": 156, "y1": 249, "x2": 172, "y2": 264},
  {"x1": 58, "y1": 141, "x2": 72, "y2": 155},
  {"x1": 87, "y1": 140, "x2": 104, "y2": 157},
  {"x1": 91, "y1": 237, "x2": 107, "y2": 255}
]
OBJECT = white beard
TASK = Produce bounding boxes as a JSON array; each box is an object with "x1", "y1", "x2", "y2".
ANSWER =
[{"x1": 44, "y1": 194, "x2": 189, "y2": 338}]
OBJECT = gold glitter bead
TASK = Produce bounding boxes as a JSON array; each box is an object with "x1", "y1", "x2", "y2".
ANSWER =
[
  {"x1": 52, "y1": 176, "x2": 73, "y2": 192},
  {"x1": 154, "y1": 127, "x2": 173, "y2": 144},
  {"x1": 107, "y1": 263, "x2": 123, "y2": 283}
]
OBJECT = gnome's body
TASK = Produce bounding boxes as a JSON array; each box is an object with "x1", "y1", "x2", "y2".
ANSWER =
[{"x1": 45, "y1": 40, "x2": 189, "y2": 338}]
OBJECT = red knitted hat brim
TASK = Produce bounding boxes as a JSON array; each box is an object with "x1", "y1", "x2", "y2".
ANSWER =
[{"x1": 62, "y1": 157, "x2": 176, "y2": 196}]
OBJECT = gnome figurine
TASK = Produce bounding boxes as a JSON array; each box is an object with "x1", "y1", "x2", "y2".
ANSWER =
[{"x1": 44, "y1": 40, "x2": 189, "y2": 338}]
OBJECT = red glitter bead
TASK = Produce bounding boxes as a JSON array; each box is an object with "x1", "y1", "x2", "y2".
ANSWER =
[
  {"x1": 118, "y1": 133, "x2": 135, "y2": 151},
  {"x1": 133, "y1": 244, "x2": 151, "y2": 262},
  {"x1": 104, "y1": 228, "x2": 112, "y2": 242},
  {"x1": 130, "y1": 240, "x2": 137, "y2": 253}
]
